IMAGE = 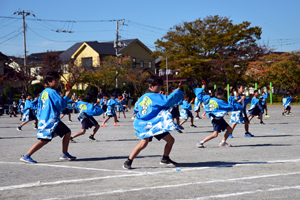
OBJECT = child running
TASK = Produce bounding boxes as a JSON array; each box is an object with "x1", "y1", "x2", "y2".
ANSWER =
[
  {"x1": 60, "y1": 94, "x2": 73, "y2": 122},
  {"x1": 179, "y1": 95, "x2": 197, "y2": 128},
  {"x1": 100, "y1": 96, "x2": 108, "y2": 118},
  {"x1": 123, "y1": 75, "x2": 184, "y2": 169},
  {"x1": 18, "y1": 95, "x2": 26, "y2": 121},
  {"x1": 259, "y1": 90, "x2": 270, "y2": 118},
  {"x1": 282, "y1": 91, "x2": 298, "y2": 115},
  {"x1": 17, "y1": 94, "x2": 38, "y2": 131},
  {"x1": 230, "y1": 84, "x2": 252, "y2": 137},
  {"x1": 247, "y1": 90, "x2": 264, "y2": 124},
  {"x1": 170, "y1": 85, "x2": 183, "y2": 133},
  {"x1": 117, "y1": 96, "x2": 126, "y2": 118},
  {"x1": 70, "y1": 93, "x2": 104, "y2": 143},
  {"x1": 195, "y1": 87, "x2": 244, "y2": 148},
  {"x1": 101, "y1": 94, "x2": 120, "y2": 127},
  {"x1": 20, "y1": 71, "x2": 76, "y2": 163}
]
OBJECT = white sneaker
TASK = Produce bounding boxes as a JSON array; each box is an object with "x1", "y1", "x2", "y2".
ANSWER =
[
  {"x1": 196, "y1": 142, "x2": 204, "y2": 148},
  {"x1": 219, "y1": 142, "x2": 232, "y2": 147}
]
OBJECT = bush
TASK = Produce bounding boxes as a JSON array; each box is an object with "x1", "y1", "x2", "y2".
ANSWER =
[
  {"x1": 29, "y1": 83, "x2": 44, "y2": 97},
  {"x1": 86, "y1": 85, "x2": 98, "y2": 98},
  {"x1": 3, "y1": 85, "x2": 17, "y2": 97}
]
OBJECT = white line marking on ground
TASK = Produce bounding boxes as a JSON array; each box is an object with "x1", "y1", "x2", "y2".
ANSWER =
[
  {"x1": 0, "y1": 161, "x2": 139, "y2": 174},
  {"x1": 180, "y1": 185, "x2": 300, "y2": 199},
  {"x1": 1, "y1": 158, "x2": 300, "y2": 192},
  {"x1": 43, "y1": 172, "x2": 300, "y2": 200}
]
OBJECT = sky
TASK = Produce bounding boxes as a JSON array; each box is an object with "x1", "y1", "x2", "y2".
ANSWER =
[{"x1": 1, "y1": 0, "x2": 300, "y2": 57}]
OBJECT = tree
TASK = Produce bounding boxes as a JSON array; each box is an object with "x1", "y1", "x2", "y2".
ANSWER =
[
  {"x1": 40, "y1": 52, "x2": 86, "y2": 92},
  {"x1": 123, "y1": 68, "x2": 150, "y2": 96},
  {"x1": 82, "y1": 56, "x2": 132, "y2": 93},
  {"x1": 248, "y1": 52, "x2": 300, "y2": 91},
  {"x1": 4, "y1": 57, "x2": 37, "y2": 94},
  {"x1": 153, "y1": 15, "x2": 271, "y2": 88}
]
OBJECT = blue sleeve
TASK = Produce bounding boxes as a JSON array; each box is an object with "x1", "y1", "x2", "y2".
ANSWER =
[
  {"x1": 86, "y1": 104, "x2": 104, "y2": 116},
  {"x1": 194, "y1": 88, "x2": 210, "y2": 105},
  {"x1": 181, "y1": 101, "x2": 189, "y2": 109},
  {"x1": 50, "y1": 90, "x2": 68, "y2": 111},
  {"x1": 244, "y1": 97, "x2": 251, "y2": 106},
  {"x1": 161, "y1": 89, "x2": 184, "y2": 108}
]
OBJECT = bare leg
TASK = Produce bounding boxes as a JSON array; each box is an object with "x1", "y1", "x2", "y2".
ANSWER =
[
  {"x1": 19, "y1": 120, "x2": 29, "y2": 128},
  {"x1": 176, "y1": 116, "x2": 180, "y2": 124},
  {"x1": 161, "y1": 134, "x2": 175, "y2": 157},
  {"x1": 244, "y1": 121, "x2": 249, "y2": 133},
  {"x1": 102, "y1": 116, "x2": 110, "y2": 124},
  {"x1": 62, "y1": 132, "x2": 71, "y2": 154},
  {"x1": 129, "y1": 138, "x2": 149, "y2": 160},
  {"x1": 60, "y1": 114, "x2": 65, "y2": 119},
  {"x1": 113, "y1": 115, "x2": 118, "y2": 123},
  {"x1": 91, "y1": 125, "x2": 100, "y2": 136},
  {"x1": 202, "y1": 131, "x2": 219, "y2": 143},
  {"x1": 222, "y1": 126, "x2": 233, "y2": 141},
  {"x1": 179, "y1": 119, "x2": 187, "y2": 126},
  {"x1": 72, "y1": 129, "x2": 86, "y2": 138},
  {"x1": 26, "y1": 140, "x2": 49, "y2": 155},
  {"x1": 190, "y1": 116, "x2": 194, "y2": 125}
]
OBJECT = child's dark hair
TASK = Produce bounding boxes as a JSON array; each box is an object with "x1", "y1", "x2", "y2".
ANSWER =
[
  {"x1": 215, "y1": 87, "x2": 224, "y2": 96},
  {"x1": 170, "y1": 85, "x2": 177, "y2": 91},
  {"x1": 184, "y1": 94, "x2": 189, "y2": 99},
  {"x1": 44, "y1": 71, "x2": 60, "y2": 85},
  {"x1": 236, "y1": 83, "x2": 245, "y2": 90},
  {"x1": 83, "y1": 93, "x2": 93, "y2": 103},
  {"x1": 148, "y1": 75, "x2": 163, "y2": 86},
  {"x1": 254, "y1": 90, "x2": 258, "y2": 94}
]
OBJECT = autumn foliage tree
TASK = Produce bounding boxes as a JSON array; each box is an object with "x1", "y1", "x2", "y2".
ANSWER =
[
  {"x1": 248, "y1": 52, "x2": 300, "y2": 91},
  {"x1": 40, "y1": 52, "x2": 86, "y2": 91},
  {"x1": 153, "y1": 15, "x2": 271, "y2": 88},
  {"x1": 81, "y1": 56, "x2": 132, "y2": 93}
]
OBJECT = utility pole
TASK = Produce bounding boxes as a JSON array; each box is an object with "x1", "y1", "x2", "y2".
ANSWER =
[
  {"x1": 14, "y1": 10, "x2": 35, "y2": 74},
  {"x1": 166, "y1": 56, "x2": 168, "y2": 94},
  {"x1": 114, "y1": 19, "x2": 125, "y2": 88}
]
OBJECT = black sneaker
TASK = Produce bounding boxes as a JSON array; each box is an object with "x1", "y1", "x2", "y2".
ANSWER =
[
  {"x1": 89, "y1": 135, "x2": 98, "y2": 142},
  {"x1": 260, "y1": 121, "x2": 265, "y2": 125},
  {"x1": 177, "y1": 130, "x2": 183, "y2": 133},
  {"x1": 190, "y1": 124, "x2": 197, "y2": 128},
  {"x1": 160, "y1": 157, "x2": 178, "y2": 166},
  {"x1": 123, "y1": 159, "x2": 132, "y2": 169},
  {"x1": 70, "y1": 137, "x2": 76, "y2": 143},
  {"x1": 17, "y1": 126, "x2": 22, "y2": 131}
]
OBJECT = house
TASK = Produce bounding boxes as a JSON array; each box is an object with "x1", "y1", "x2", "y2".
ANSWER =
[
  {"x1": 65, "y1": 39, "x2": 155, "y2": 89},
  {"x1": 0, "y1": 52, "x2": 24, "y2": 93},
  {"x1": 27, "y1": 51, "x2": 64, "y2": 84}
]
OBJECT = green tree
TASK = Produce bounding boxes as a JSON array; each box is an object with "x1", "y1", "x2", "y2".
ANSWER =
[
  {"x1": 153, "y1": 15, "x2": 271, "y2": 88},
  {"x1": 248, "y1": 52, "x2": 300, "y2": 91},
  {"x1": 82, "y1": 56, "x2": 132, "y2": 93}
]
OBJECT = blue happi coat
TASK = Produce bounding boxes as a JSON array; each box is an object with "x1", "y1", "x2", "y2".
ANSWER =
[
  {"x1": 106, "y1": 98, "x2": 119, "y2": 116},
  {"x1": 247, "y1": 96, "x2": 264, "y2": 115},
  {"x1": 133, "y1": 89, "x2": 184, "y2": 139},
  {"x1": 22, "y1": 99, "x2": 38, "y2": 121},
  {"x1": 229, "y1": 94, "x2": 251, "y2": 124},
  {"x1": 36, "y1": 87, "x2": 69, "y2": 140},
  {"x1": 259, "y1": 92, "x2": 269, "y2": 105},
  {"x1": 193, "y1": 97, "x2": 201, "y2": 112},
  {"x1": 74, "y1": 101, "x2": 104, "y2": 121},
  {"x1": 18, "y1": 100, "x2": 25, "y2": 114},
  {"x1": 116, "y1": 99, "x2": 125, "y2": 112},
  {"x1": 180, "y1": 100, "x2": 192, "y2": 119},
  {"x1": 194, "y1": 88, "x2": 244, "y2": 121},
  {"x1": 228, "y1": 95, "x2": 235, "y2": 105},
  {"x1": 282, "y1": 96, "x2": 292, "y2": 109}
]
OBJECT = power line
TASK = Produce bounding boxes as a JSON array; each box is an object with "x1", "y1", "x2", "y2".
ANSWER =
[
  {"x1": 0, "y1": 31, "x2": 23, "y2": 45},
  {"x1": 127, "y1": 20, "x2": 167, "y2": 31},
  {"x1": 0, "y1": 27, "x2": 22, "y2": 39},
  {"x1": 27, "y1": 27, "x2": 78, "y2": 43}
]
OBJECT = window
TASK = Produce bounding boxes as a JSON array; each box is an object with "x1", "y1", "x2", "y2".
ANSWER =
[
  {"x1": 132, "y1": 58, "x2": 136, "y2": 67},
  {"x1": 82, "y1": 83, "x2": 85, "y2": 90},
  {"x1": 148, "y1": 61, "x2": 152, "y2": 68},
  {"x1": 81, "y1": 57, "x2": 92, "y2": 67},
  {"x1": 63, "y1": 64, "x2": 69, "y2": 74},
  {"x1": 140, "y1": 61, "x2": 144, "y2": 68},
  {"x1": 77, "y1": 84, "x2": 80, "y2": 90}
]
